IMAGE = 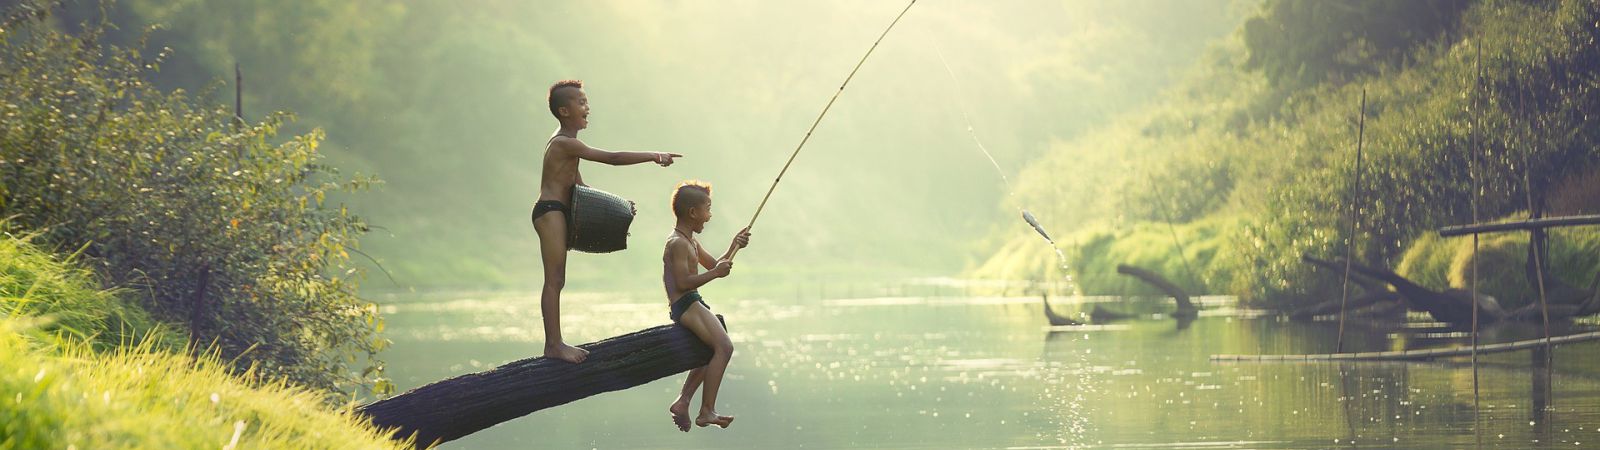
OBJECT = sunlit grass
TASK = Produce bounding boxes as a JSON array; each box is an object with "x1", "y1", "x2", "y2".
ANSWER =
[
  {"x1": 0, "y1": 230, "x2": 175, "y2": 353},
  {"x1": 1398, "y1": 217, "x2": 1600, "y2": 310},
  {"x1": 0, "y1": 324, "x2": 408, "y2": 449},
  {"x1": 0, "y1": 231, "x2": 408, "y2": 449}
]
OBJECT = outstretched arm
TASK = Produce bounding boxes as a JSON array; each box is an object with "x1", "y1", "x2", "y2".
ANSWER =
[
  {"x1": 672, "y1": 239, "x2": 729, "y2": 293},
  {"x1": 557, "y1": 138, "x2": 681, "y2": 166}
]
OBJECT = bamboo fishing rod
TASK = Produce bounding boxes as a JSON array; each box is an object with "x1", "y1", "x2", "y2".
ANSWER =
[{"x1": 727, "y1": 0, "x2": 917, "y2": 260}]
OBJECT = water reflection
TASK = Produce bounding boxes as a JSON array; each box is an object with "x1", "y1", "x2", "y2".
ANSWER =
[{"x1": 373, "y1": 291, "x2": 1600, "y2": 449}]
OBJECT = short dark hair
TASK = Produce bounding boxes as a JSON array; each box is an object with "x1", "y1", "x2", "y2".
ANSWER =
[
  {"x1": 547, "y1": 79, "x2": 584, "y2": 118},
  {"x1": 672, "y1": 180, "x2": 713, "y2": 219}
]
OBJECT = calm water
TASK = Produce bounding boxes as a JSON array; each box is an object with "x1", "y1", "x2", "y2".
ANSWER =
[{"x1": 375, "y1": 289, "x2": 1600, "y2": 449}]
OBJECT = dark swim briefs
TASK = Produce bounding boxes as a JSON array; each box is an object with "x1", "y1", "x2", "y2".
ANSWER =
[
  {"x1": 530, "y1": 200, "x2": 568, "y2": 223},
  {"x1": 670, "y1": 291, "x2": 710, "y2": 323}
]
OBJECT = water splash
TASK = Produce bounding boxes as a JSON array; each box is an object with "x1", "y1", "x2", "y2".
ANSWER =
[
  {"x1": 1051, "y1": 247, "x2": 1080, "y2": 297},
  {"x1": 933, "y1": 32, "x2": 1093, "y2": 443}
]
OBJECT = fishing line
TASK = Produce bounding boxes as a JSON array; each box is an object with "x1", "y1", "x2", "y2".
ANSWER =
[
  {"x1": 928, "y1": 32, "x2": 1055, "y2": 246},
  {"x1": 931, "y1": 38, "x2": 1012, "y2": 194},
  {"x1": 729, "y1": 0, "x2": 917, "y2": 261}
]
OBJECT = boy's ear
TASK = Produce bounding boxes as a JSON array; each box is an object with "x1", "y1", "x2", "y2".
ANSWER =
[{"x1": 557, "y1": 105, "x2": 569, "y2": 118}]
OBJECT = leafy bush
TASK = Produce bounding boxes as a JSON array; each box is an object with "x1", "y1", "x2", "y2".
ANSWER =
[
  {"x1": 981, "y1": 0, "x2": 1600, "y2": 307},
  {"x1": 0, "y1": 4, "x2": 389, "y2": 396}
]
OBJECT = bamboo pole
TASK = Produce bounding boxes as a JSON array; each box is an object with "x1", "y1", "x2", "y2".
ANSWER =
[
  {"x1": 1437, "y1": 214, "x2": 1600, "y2": 237},
  {"x1": 1211, "y1": 331, "x2": 1600, "y2": 362},
  {"x1": 728, "y1": 0, "x2": 916, "y2": 260}
]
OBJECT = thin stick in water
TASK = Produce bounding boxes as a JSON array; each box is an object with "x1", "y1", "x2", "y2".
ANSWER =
[{"x1": 1335, "y1": 88, "x2": 1367, "y2": 354}]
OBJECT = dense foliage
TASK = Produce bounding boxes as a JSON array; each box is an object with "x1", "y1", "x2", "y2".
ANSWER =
[
  {"x1": 1243, "y1": 0, "x2": 1470, "y2": 90},
  {"x1": 983, "y1": 0, "x2": 1600, "y2": 306},
  {"x1": 0, "y1": 5, "x2": 389, "y2": 396}
]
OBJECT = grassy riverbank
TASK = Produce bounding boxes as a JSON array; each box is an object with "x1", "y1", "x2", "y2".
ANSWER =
[{"x1": 0, "y1": 233, "x2": 404, "y2": 449}]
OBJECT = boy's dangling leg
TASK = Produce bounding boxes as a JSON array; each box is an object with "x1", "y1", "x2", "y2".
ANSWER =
[
  {"x1": 669, "y1": 368, "x2": 705, "y2": 432},
  {"x1": 679, "y1": 304, "x2": 734, "y2": 428},
  {"x1": 535, "y1": 211, "x2": 587, "y2": 363}
]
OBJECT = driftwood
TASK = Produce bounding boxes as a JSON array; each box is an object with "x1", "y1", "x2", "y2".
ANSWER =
[
  {"x1": 1089, "y1": 304, "x2": 1137, "y2": 322},
  {"x1": 1318, "y1": 256, "x2": 1506, "y2": 325},
  {"x1": 1288, "y1": 291, "x2": 1405, "y2": 321},
  {"x1": 1300, "y1": 255, "x2": 1389, "y2": 295},
  {"x1": 1114, "y1": 264, "x2": 1197, "y2": 318},
  {"x1": 358, "y1": 318, "x2": 721, "y2": 448},
  {"x1": 1292, "y1": 255, "x2": 1407, "y2": 321},
  {"x1": 1041, "y1": 294, "x2": 1082, "y2": 326}
]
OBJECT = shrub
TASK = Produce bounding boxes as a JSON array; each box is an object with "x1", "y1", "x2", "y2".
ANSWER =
[{"x1": 0, "y1": 3, "x2": 389, "y2": 396}]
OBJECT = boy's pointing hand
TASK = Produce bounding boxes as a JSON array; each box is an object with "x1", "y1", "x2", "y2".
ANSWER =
[{"x1": 655, "y1": 152, "x2": 683, "y2": 167}]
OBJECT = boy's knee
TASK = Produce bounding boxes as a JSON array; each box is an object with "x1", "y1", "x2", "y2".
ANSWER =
[
  {"x1": 543, "y1": 274, "x2": 566, "y2": 290},
  {"x1": 713, "y1": 340, "x2": 734, "y2": 356}
]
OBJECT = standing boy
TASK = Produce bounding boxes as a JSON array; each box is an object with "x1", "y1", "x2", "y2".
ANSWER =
[
  {"x1": 662, "y1": 180, "x2": 750, "y2": 430},
  {"x1": 534, "y1": 80, "x2": 681, "y2": 363}
]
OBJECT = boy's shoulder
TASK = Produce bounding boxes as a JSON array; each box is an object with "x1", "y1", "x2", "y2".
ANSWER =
[
  {"x1": 663, "y1": 232, "x2": 687, "y2": 250},
  {"x1": 545, "y1": 135, "x2": 585, "y2": 153},
  {"x1": 663, "y1": 233, "x2": 696, "y2": 255}
]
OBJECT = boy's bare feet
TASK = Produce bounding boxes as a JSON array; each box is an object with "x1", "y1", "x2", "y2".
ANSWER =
[
  {"x1": 668, "y1": 400, "x2": 692, "y2": 432},
  {"x1": 544, "y1": 342, "x2": 588, "y2": 363},
  {"x1": 695, "y1": 409, "x2": 734, "y2": 429}
]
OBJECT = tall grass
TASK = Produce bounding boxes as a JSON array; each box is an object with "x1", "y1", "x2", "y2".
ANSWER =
[
  {"x1": 0, "y1": 325, "x2": 407, "y2": 449},
  {"x1": 0, "y1": 230, "x2": 175, "y2": 353},
  {"x1": 0, "y1": 231, "x2": 407, "y2": 449}
]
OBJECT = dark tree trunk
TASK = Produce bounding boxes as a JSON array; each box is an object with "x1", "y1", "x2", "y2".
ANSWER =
[
  {"x1": 1288, "y1": 291, "x2": 1405, "y2": 322},
  {"x1": 1319, "y1": 256, "x2": 1506, "y2": 325},
  {"x1": 358, "y1": 318, "x2": 721, "y2": 448},
  {"x1": 1300, "y1": 254, "x2": 1389, "y2": 295},
  {"x1": 187, "y1": 266, "x2": 210, "y2": 347},
  {"x1": 1115, "y1": 264, "x2": 1196, "y2": 318}
]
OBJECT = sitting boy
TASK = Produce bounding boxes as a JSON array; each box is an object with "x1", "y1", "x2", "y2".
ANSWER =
[{"x1": 662, "y1": 180, "x2": 750, "y2": 430}]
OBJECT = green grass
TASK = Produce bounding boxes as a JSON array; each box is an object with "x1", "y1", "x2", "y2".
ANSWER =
[
  {"x1": 1397, "y1": 218, "x2": 1600, "y2": 310},
  {"x1": 971, "y1": 216, "x2": 1243, "y2": 296},
  {"x1": 0, "y1": 231, "x2": 175, "y2": 353},
  {"x1": 0, "y1": 325, "x2": 408, "y2": 449},
  {"x1": 0, "y1": 231, "x2": 407, "y2": 449}
]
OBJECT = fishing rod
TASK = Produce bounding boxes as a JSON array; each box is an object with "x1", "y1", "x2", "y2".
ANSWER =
[{"x1": 728, "y1": 0, "x2": 917, "y2": 260}]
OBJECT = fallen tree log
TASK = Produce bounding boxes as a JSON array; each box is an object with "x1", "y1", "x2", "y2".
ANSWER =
[
  {"x1": 1115, "y1": 264, "x2": 1196, "y2": 318},
  {"x1": 358, "y1": 317, "x2": 721, "y2": 448},
  {"x1": 1300, "y1": 254, "x2": 1390, "y2": 295},
  {"x1": 1293, "y1": 254, "x2": 1407, "y2": 321},
  {"x1": 1287, "y1": 291, "x2": 1404, "y2": 321},
  {"x1": 1310, "y1": 255, "x2": 1505, "y2": 325}
]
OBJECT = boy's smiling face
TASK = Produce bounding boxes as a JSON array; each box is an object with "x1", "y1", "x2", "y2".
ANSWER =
[
  {"x1": 557, "y1": 88, "x2": 590, "y2": 129},
  {"x1": 688, "y1": 199, "x2": 713, "y2": 233}
]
